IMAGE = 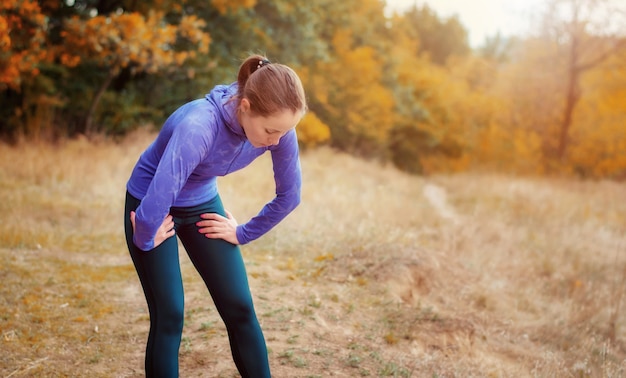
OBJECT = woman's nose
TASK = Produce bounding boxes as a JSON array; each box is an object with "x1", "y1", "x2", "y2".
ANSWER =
[{"x1": 269, "y1": 136, "x2": 280, "y2": 146}]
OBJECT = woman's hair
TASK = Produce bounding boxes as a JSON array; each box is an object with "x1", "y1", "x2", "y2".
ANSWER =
[{"x1": 236, "y1": 54, "x2": 307, "y2": 117}]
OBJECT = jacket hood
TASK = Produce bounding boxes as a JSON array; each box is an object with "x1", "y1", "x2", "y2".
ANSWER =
[{"x1": 205, "y1": 83, "x2": 246, "y2": 138}]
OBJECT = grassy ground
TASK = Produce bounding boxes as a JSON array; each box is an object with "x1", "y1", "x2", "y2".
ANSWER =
[{"x1": 1, "y1": 130, "x2": 625, "y2": 377}]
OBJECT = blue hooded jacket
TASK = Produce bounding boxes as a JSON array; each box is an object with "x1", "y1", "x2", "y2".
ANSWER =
[{"x1": 126, "y1": 83, "x2": 301, "y2": 250}]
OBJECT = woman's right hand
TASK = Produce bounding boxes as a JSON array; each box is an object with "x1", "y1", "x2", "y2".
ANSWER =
[{"x1": 130, "y1": 211, "x2": 176, "y2": 248}]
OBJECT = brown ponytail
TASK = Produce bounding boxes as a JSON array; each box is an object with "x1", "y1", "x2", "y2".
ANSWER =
[{"x1": 236, "y1": 54, "x2": 307, "y2": 117}]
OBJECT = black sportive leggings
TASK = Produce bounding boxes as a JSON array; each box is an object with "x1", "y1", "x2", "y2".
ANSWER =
[{"x1": 124, "y1": 192, "x2": 270, "y2": 378}]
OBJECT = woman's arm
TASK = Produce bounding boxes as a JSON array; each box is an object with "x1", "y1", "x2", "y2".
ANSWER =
[
  {"x1": 195, "y1": 209, "x2": 240, "y2": 244},
  {"x1": 197, "y1": 129, "x2": 302, "y2": 244},
  {"x1": 130, "y1": 211, "x2": 176, "y2": 248},
  {"x1": 132, "y1": 113, "x2": 213, "y2": 251}
]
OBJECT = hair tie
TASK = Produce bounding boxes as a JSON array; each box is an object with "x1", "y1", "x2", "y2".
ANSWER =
[{"x1": 257, "y1": 59, "x2": 271, "y2": 70}]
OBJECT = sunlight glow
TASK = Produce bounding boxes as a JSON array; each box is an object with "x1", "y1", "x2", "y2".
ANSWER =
[{"x1": 385, "y1": 0, "x2": 544, "y2": 47}]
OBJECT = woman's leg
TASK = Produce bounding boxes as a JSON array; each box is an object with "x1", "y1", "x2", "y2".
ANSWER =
[
  {"x1": 124, "y1": 192, "x2": 184, "y2": 378},
  {"x1": 173, "y1": 195, "x2": 271, "y2": 378}
]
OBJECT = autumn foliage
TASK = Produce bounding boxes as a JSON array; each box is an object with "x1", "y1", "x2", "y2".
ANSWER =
[
  {"x1": 1, "y1": 0, "x2": 625, "y2": 178},
  {"x1": 0, "y1": 0, "x2": 50, "y2": 90}
]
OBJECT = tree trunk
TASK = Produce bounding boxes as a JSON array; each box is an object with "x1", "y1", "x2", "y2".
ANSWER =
[
  {"x1": 557, "y1": 65, "x2": 580, "y2": 160},
  {"x1": 557, "y1": 20, "x2": 581, "y2": 160},
  {"x1": 85, "y1": 69, "x2": 115, "y2": 136}
]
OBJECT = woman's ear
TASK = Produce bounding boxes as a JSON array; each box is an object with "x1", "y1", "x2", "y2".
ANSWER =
[{"x1": 240, "y1": 98, "x2": 251, "y2": 113}]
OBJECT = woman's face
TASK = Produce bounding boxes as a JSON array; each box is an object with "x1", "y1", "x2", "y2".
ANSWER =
[{"x1": 238, "y1": 99, "x2": 303, "y2": 148}]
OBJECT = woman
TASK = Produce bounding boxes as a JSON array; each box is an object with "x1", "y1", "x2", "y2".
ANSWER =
[{"x1": 123, "y1": 55, "x2": 306, "y2": 377}]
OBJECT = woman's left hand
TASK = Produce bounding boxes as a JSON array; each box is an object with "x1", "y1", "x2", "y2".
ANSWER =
[{"x1": 196, "y1": 210, "x2": 240, "y2": 245}]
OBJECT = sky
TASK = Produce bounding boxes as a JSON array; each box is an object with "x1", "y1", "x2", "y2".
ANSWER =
[{"x1": 385, "y1": 0, "x2": 545, "y2": 47}]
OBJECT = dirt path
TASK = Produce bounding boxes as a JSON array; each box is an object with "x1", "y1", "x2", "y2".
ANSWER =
[{"x1": 422, "y1": 183, "x2": 460, "y2": 223}]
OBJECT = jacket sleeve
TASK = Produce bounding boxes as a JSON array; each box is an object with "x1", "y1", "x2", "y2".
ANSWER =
[
  {"x1": 235, "y1": 129, "x2": 302, "y2": 244},
  {"x1": 132, "y1": 113, "x2": 214, "y2": 251}
]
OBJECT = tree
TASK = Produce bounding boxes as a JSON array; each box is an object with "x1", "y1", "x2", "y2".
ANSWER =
[
  {"x1": 0, "y1": 0, "x2": 67, "y2": 139},
  {"x1": 539, "y1": 0, "x2": 626, "y2": 159},
  {"x1": 0, "y1": 0, "x2": 51, "y2": 91},
  {"x1": 296, "y1": 111, "x2": 331, "y2": 149},
  {"x1": 384, "y1": 13, "x2": 487, "y2": 174},
  {"x1": 400, "y1": 4, "x2": 470, "y2": 65},
  {"x1": 293, "y1": 0, "x2": 395, "y2": 156},
  {"x1": 62, "y1": 11, "x2": 210, "y2": 134},
  {"x1": 568, "y1": 53, "x2": 626, "y2": 177},
  {"x1": 303, "y1": 27, "x2": 394, "y2": 156},
  {"x1": 249, "y1": 0, "x2": 331, "y2": 65}
]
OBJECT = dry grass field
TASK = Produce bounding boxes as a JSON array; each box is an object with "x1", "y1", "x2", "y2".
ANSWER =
[{"x1": 1, "y1": 130, "x2": 625, "y2": 377}]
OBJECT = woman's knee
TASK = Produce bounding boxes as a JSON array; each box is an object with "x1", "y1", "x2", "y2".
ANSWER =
[
  {"x1": 220, "y1": 298, "x2": 257, "y2": 325},
  {"x1": 156, "y1": 298, "x2": 185, "y2": 334}
]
